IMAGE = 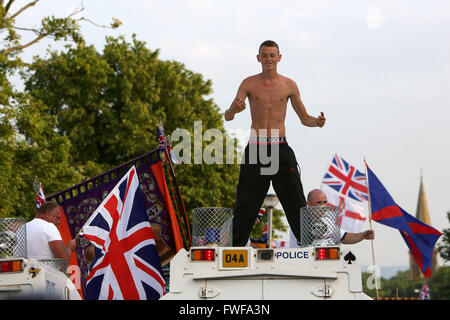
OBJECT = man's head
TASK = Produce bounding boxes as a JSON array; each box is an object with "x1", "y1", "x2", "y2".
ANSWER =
[
  {"x1": 259, "y1": 40, "x2": 279, "y2": 54},
  {"x1": 307, "y1": 189, "x2": 328, "y2": 207},
  {"x1": 257, "y1": 40, "x2": 281, "y2": 71},
  {"x1": 37, "y1": 201, "x2": 62, "y2": 226}
]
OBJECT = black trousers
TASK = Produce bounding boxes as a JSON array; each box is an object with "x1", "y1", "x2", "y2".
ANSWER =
[{"x1": 232, "y1": 143, "x2": 307, "y2": 246}]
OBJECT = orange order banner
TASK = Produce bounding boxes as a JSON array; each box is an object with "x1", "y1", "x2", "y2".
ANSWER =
[
  {"x1": 58, "y1": 207, "x2": 85, "y2": 299},
  {"x1": 151, "y1": 161, "x2": 184, "y2": 252}
]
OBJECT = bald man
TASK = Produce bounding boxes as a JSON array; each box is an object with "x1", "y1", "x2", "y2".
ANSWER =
[
  {"x1": 307, "y1": 189, "x2": 374, "y2": 244},
  {"x1": 26, "y1": 201, "x2": 76, "y2": 259}
]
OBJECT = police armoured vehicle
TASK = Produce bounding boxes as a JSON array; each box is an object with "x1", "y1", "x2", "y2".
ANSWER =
[{"x1": 161, "y1": 206, "x2": 372, "y2": 300}]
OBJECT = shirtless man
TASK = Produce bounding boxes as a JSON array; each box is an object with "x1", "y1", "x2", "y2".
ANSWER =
[{"x1": 225, "y1": 40, "x2": 326, "y2": 246}]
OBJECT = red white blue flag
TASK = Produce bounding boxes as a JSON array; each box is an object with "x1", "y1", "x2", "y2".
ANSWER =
[
  {"x1": 158, "y1": 123, "x2": 179, "y2": 164},
  {"x1": 366, "y1": 163, "x2": 442, "y2": 278},
  {"x1": 322, "y1": 154, "x2": 368, "y2": 202},
  {"x1": 79, "y1": 166, "x2": 165, "y2": 300},
  {"x1": 262, "y1": 222, "x2": 269, "y2": 240},
  {"x1": 255, "y1": 206, "x2": 266, "y2": 223},
  {"x1": 35, "y1": 184, "x2": 45, "y2": 209},
  {"x1": 419, "y1": 283, "x2": 430, "y2": 300},
  {"x1": 321, "y1": 186, "x2": 366, "y2": 233}
]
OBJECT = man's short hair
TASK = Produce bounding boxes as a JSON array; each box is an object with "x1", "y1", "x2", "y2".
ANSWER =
[
  {"x1": 259, "y1": 40, "x2": 279, "y2": 53},
  {"x1": 37, "y1": 201, "x2": 59, "y2": 215}
]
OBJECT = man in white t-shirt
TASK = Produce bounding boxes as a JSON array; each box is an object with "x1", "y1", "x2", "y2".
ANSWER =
[{"x1": 26, "y1": 202, "x2": 76, "y2": 259}]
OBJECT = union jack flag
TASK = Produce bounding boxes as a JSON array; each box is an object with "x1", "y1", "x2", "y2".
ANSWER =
[
  {"x1": 419, "y1": 283, "x2": 430, "y2": 300},
  {"x1": 262, "y1": 222, "x2": 269, "y2": 240},
  {"x1": 79, "y1": 166, "x2": 165, "y2": 300},
  {"x1": 35, "y1": 185, "x2": 45, "y2": 209},
  {"x1": 157, "y1": 123, "x2": 167, "y2": 153},
  {"x1": 255, "y1": 206, "x2": 266, "y2": 223},
  {"x1": 322, "y1": 154, "x2": 368, "y2": 202}
]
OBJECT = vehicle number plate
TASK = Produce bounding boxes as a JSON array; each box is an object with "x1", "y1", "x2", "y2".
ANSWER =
[{"x1": 222, "y1": 249, "x2": 248, "y2": 268}]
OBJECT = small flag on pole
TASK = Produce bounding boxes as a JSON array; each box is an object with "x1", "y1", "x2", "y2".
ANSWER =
[
  {"x1": 419, "y1": 283, "x2": 430, "y2": 300},
  {"x1": 262, "y1": 222, "x2": 269, "y2": 241},
  {"x1": 255, "y1": 206, "x2": 266, "y2": 223},
  {"x1": 158, "y1": 122, "x2": 179, "y2": 164},
  {"x1": 35, "y1": 184, "x2": 45, "y2": 210}
]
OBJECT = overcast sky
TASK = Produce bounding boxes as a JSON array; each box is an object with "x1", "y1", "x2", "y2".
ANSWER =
[{"x1": 14, "y1": 0, "x2": 450, "y2": 272}]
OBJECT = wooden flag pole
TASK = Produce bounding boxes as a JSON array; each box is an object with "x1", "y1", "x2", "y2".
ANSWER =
[
  {"x1": 364, "y1": 158, "x2": 380, "y2": 300},
  {"x1": 74, "y1": 216, "x2": 90, "y2": 243},
  {"x1": 74, "y1": 228, "x2": 83, "y2": 241}
]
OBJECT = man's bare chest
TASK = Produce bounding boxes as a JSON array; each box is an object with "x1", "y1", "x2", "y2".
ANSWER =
[{"x1": 248, "y1": 85, "x2": 290, "y2": 106}]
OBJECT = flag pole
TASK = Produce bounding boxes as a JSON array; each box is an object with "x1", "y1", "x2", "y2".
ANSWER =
[
  {"x1": 74, "y1": 215, "x2": 90, "y2": 242},
  {"x1": 364, "y1": 158, "x2": 379, "y2": 300}
]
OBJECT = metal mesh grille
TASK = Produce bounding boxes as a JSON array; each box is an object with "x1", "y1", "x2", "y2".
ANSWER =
[
  {"x1": 162, "y1": 263, "x2": 170, "y2": 293},
  {"x1": 300, "y1": 206, "x2": 341, "y2": 247},
  {"x1": 38, "y1": 258, "x2": 69, "y2": 274},
  {"x1": 192, "y1": 207, "x2": 233, "y2": 247},
  {"x1": 0, "y1": 218, "x2": 27, "y2": 258}
]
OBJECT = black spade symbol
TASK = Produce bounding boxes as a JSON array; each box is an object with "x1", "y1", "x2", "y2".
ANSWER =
[{"x1": 344, "y1": 251, "x2": 356, "y2": 264}]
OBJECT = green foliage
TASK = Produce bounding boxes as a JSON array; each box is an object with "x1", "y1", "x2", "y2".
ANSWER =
[
  {"x1": 1, "y1": 1, "x2": 120, "y2": 56},
  {"x1": 428, "y1": 266, "x2": 450, "y2": 299},
  {"x1": 249, "y1": 207, "x2": 287, "y2": 240},
  {"x1": 22, "y1": 34, "x2": 242, "y2": 223},
  {"x1": 24, "y1": 42, "x2": 117, "y2": 164},
  {"x1": 0, "y1": 96, "x2": 82, "y2": 220},
  {"x1": 1, "y1": 1, "x2": 88, "y2": 219},
  {"x1": 362, "y1": 266, "x2": 450, "y2": 299},
  {"x1": 0, "y1": 3, "x2": 287, "y2": 238},
  {"x1": 438, "y1": 211, "x2": 450, "y2": 263}
]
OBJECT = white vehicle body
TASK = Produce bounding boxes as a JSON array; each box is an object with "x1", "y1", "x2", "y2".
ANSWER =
[
  {"x1": 161, "y1": 246, "x2": 372, "y2": 300},
  {"x1": 0, "y1": 257, "x2": 82, "y2": 300}
]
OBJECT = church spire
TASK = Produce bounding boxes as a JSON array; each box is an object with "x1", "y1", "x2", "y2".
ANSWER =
[
  {"x1": 409, "y1": 172, "x2": 439, "y2": 280},
  {"x1": 415, "y1": 174, "x2": 431, "y2": 225}
]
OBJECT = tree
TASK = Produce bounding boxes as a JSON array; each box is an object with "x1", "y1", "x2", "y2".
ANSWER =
[
  {"x1": 0, "y1": 1, "x2": 119, "y2": 218},
  {"x1": 438, "y1": 211, "x2": 450, "y2": 263},
  {"x1": 362, "y1": 266, "x2": 450, "y2": 299},
  {"x1": 427, "y1": 266, "x2": 450, "y2": 299},
  {"x1": 1, "y1": 3, "x2": 287, "y2": 236},
  {"x1": 22, "y1": 34, "x2": 289, "y2": 234},
  {"x1": 249, "y1": 207, "x2": 288, "y2": 240},
  {"x1": 1, "y1": 0, "x2": 83, "y2": 218},
  {"x1": 24, "y1": 35, "x2": 223, "y2": 164},
  {"x1": 1, "y1": 1, "x2": 121, "y2": 55},
  {"x1": 21, "y1": 35, "x2": 244, "y2": 223}
]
